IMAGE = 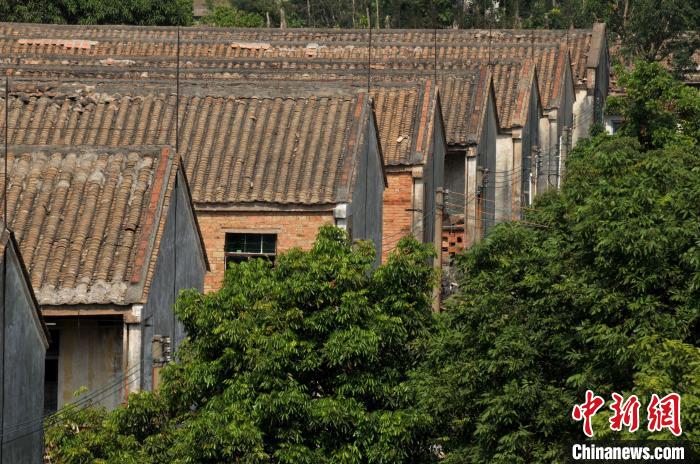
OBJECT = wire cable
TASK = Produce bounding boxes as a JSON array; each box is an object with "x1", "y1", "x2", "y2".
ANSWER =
[{"x1": 0, "y1": 364, "x2": 141, "y2": 438}]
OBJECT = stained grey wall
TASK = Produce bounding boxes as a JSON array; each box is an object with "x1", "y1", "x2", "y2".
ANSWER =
[
  {"x1": 142, "y1": 171, "x2": 207, "y2": 391},
  {"x1": 594, "y1": 41, "x2": 610, "y2": 124},
  {"x1": 350, "y1": 115, "x2": 384, "y2": 267},
  {"x1": 553, "y1": 66, "x2": 575, "y2": 184},
  {"x1": 53, "y1": 317, "x2": 123, "y2": 411},
  {"x1": 444, "y1": 151, "x2": 465, "y2": 217},
  {"x1": 422, "y1": 109, "x2": 446, "y2": 245},
  {"x1": 1, "y1": 244, "x2": 46, "y2": 464},
  {"x1": 521, "y1": 80, "x2": 541, "y2": 209},
  {"x1": 478, "y1": 95, "x2": 499, "y2": 235}
]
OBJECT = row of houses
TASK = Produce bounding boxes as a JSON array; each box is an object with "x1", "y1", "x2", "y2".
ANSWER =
[{"x1": 0, "y1": 22, "x2": 610, "y2": 461}]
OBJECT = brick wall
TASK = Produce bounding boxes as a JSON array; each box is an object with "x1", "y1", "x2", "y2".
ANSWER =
[
  {"x1": 441, "y1": 225, "x2": 465, "y2": 264},
  {"x1": 382, "y1": 171, "x2": 414, "y2": 261},
  {"x1": 196, "y1": 210, "x2": 335, "y2": 292}
]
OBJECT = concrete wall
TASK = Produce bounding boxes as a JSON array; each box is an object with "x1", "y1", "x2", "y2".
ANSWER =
[
  {"x1": 141, "y1": 171, "x2": 207, "y2": 391},
  {"x1": 54, "y1": 317, "x2": 123, "y2": 410},
  {"x1": 494, "y1": 133, "x2": 514, "y2": 223},
  {"x1": 423, "y1": 112, "x2": 446, "y2": 247},
  {"x1": 557, "y1": 67, "x2": 576, "y2": 183},
  {"x1": 521, "y1": 82, "x2": 541, "y2": 209},
  {"x1": 1, "y1": 245, "x2": 47, "y2": 464},
  {"x1": 478, "y1": 95, "x2": 499, "y2": 236},
  {"x1": 444, "y1": 152, "x2": 465, "y2": 218},
  {"x1": 572, "y1": 89, "x2": 593, "y2": 145},
  {"x1": 593, "y1": 39, "x2": 610, "y2": 125},
  {"x1": 537, "y1": 114, "x2": 552, "y2": 195},
  {"x1": 538, "y1": 66, "x2": 576, "y2": 194},
  {"x1": 573, "y1": 39, "x2": 610, "y2": 144},
  {"x1": 350, "y1": 116, "x2": 384, "y2": 266},
  {"x1": 464, "y1": 153, "x2": 479, "y2": 247}
]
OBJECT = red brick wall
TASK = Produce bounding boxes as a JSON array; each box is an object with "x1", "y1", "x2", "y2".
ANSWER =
[
  {"x1": 441, "y1": 226, "x2": 465, "y2": 264},
  {"x1": 196, "y1": 210, "x2": 334, "y2": 292},
  {"x1": 382, "y1": 171, "x2": 413, "y2": 261}
]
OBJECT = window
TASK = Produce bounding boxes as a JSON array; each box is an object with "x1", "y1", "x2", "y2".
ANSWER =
[
  {"x1": 225, "y1": 233, "x2": 276, "y2": 267},
  {"x1": 611, "y1": 119, "x2": 623, "y2": 134}
]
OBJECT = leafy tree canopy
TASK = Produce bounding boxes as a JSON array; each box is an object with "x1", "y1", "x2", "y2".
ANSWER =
[
  {"x1": 45, "y1": 226, "x2": 439, "y2": 463},
  {"x1": 620, "y1": 0, "x2": 699, "y2": 78},
  {"x1": 607, "y1": 61, "x2": 700, "y2": 149},
  {"x1": 0, "y1": 0, "x2": 193, "y2": 25},
  {"x1": 202, "y1": 5, "x2": 264, "y2": 27},
  {"x1": 409, "y1": 76, "x2": 700, "y2": 460}
]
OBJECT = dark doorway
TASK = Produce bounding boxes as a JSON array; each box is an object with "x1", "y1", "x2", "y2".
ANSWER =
[{"x1": 43, "y1": 329, "x2": 59, "y2": 415}]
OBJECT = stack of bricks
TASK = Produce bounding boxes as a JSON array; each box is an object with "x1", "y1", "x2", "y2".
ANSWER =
[{"x1": 441, "y1": 226, "x2": 465, "y2": 264}]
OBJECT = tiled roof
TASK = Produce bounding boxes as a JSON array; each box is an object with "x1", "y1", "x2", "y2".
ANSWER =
[
  {"x1": 481, "y1": 60, "x2": 538, "y2": 128},
  {"x1": 3, "y1": 63, "x2": 490, "y2": 147},
  {"x1": 2, "y1": 42, "x2": 565, "y2": 108},
  {"x1": 438, "y1": 70, "x2": 491, "y2": 145},
  {"x1": 0, "y1": 87, "x2": 374, "y2": 205},
  {"x1": 0, "y1": 147, "x2": 180, "y2": 306},
  {"x1": 371, "y1": 82, "x2": 438, "y2": 166},
  {"x1": 0, "y1": 23, "x2": 595, "y2": 76},
  {"x1": 0, "y1": 22, "x2": 599, "y2": 89}
]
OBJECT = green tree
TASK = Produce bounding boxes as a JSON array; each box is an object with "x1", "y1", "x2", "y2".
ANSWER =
[
  {"x1": 410, "y1": 69, "x2": 700, "y2": 462},
  {"x1": 203, "y1": 5, "x2": 265, "y2": 27},
  {"x1": 0, "y1": 0, "x2": 193, "y2": 25},
  {"x1": 620, "y1": 0, "x2": 700, "y2": 78},
  {"x1": 411, "y1": 129, "x2": 700, "y2": 462},
  {"x1": 46, "y1": 226, "x2": 439, "y2": 463},
  {"x1": 607, "y1": 61, "x2": 700, "y2": 149}
]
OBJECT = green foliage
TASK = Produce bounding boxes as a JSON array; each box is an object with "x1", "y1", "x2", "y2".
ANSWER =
[
  {"x1": 44, "y1": 393, "x2": 160, "y2": 464},
  {"x1": 203, "y1": 5, "x2": 264, "y2": 27},
  {"x1": 411, "y1": 132, "x2": 700, "y2": 462},
  {"x1": 607, "y1": 62, "x2": 700, "y2": 149},
  {"x1": 620, "y1": 0, "x2": 700, "y2": 77},
  {"x1": 0, "y1": 0, "x2": 193, "y2": 25},
  {"x1": 46, "y1": 226, "x2": 438, "y2": 463}
]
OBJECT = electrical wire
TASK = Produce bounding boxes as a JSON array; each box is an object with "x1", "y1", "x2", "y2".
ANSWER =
[
  {"x1": 0, "y1": 372, "x2": 142, "y2": 448},
  {"x1": 0, "y1": 364, "x2": 141, "y2": 438},
  {"x1": 0, "y1": 371, "x2": 141, "y2": 450}
]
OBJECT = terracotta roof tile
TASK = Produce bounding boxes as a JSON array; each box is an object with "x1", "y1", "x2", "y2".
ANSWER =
[
  {"x1": 0, "y1": 88, "x2": 370, "y2": 205},
  {"x1": 0, "y1": 23, "x2": 597, "y2": 89},
  {"x1": 2, "y1": 43, "x2": 564, "y2": 107},
  {"x1": 0, "y1": 147, "x2": 178, "y2": 306},
  {"x1": 3, "y1": 65, "x2": 488, "y2": 146},
  {"x1": 370, "y1": 82, "x2": 438, "y2": 165}
]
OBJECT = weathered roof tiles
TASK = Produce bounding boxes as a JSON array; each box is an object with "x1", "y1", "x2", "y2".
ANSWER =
[
  {"x1": 0, "y1": 147, "x2": 181, "y2": 306},
  {"x1": 0, "y1": 22, "x2": 601, "y2": 86},
  {"x1": 0, "y1": 88, "x2": 378, "y2": 205}
]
